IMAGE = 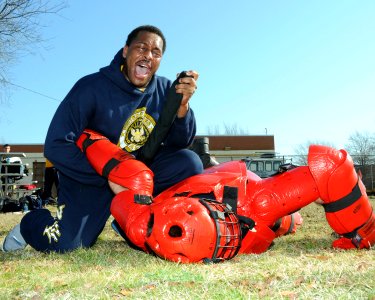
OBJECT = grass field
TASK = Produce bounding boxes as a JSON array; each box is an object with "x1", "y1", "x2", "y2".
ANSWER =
[{"x1": 0, "y1": 198, "x2": 374, "y2": 299}]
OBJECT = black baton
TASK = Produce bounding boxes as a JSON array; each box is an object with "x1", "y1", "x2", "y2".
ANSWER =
[{"x1": 139, "y1": 71, "x2": 193, "y2": 164}]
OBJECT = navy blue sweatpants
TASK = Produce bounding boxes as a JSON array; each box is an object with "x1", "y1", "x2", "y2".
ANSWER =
[{"x1": 20, "y1": 148, "x2": 203, "y2": 252}]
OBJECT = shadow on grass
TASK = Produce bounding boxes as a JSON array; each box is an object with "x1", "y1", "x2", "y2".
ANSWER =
[
  {"x1": 256, "y1": 234, "x2": 335, "y2": 259},
  {"x1": 0, "y1": 238, "x2": 158, "y2": 267},
  {"x1": 0, "y1": 229, "x2": 10, "y2": 236}
]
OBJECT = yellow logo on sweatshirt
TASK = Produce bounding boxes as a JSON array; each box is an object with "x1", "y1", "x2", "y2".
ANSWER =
[{"x1": 118, "y1": 107, "x2": 155, "y2": 152}]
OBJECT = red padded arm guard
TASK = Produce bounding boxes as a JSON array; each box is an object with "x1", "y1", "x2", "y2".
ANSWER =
[
  {"x1": 110, "y1": 190, "x2": 152, "y2": 252},
  {"x1": 76, "y1": 129, "x2": 154, "y2": 196},
  {"x1": 272, "y1": 212, "x2": 303, "y2": 238},
  {"x1": 239, "y1": 220, "x2": 276, "y2": 254}
]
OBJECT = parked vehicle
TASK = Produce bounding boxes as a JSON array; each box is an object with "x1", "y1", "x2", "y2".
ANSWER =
[{"x1": 244, "y1": 155, "x2": 286, "y2": 178}]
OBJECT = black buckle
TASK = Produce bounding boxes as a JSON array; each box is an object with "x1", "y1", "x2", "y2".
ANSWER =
[{"x1": 134, "y1": 194, "x2": 152, "y2": 205}]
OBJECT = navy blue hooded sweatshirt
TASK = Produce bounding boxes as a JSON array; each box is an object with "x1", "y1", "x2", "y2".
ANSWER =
[{"x1": 44, "y1": 49, "x2": 197, "y2": 187}]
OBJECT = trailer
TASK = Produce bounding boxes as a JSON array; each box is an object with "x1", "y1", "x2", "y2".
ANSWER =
[
  {"x1": 355, "y1": 164, "x2": 375, "y2": 195},
  {"x1": 1, "y1": 152, "x2": 41, "y2": 212}
]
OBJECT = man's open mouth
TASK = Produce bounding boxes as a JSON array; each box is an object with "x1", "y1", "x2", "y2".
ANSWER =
[{"x1": 135, "y1": 61, "x2": 151, "y2": 78}]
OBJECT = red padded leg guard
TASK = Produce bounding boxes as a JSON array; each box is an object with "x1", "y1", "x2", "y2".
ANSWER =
[
  {"x1": 245, "y1": 166, "x2": 319, "y2": 227},
  {"x1": 238, "y1": 167, "x2": 318, "y2": 254},
  {"x1": 110, "y1": 190, "x2": 152, "y2": 252},
  {"x1": 332, "y1": 213, "x2": 375, "y2": 249},
  {"x1": 308, "y1": 145, "x2": 374, "y2": 249},
  {"x1": 76, "y1": 129, "x2": 154, "y2": 196}
]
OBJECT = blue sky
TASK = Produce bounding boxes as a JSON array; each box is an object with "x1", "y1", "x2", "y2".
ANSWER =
[{"x1": 1, "y1": 0, "x2": 374, "y2": 155}]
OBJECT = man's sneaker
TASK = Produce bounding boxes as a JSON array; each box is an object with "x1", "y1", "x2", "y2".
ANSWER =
[{"x1": 2, "y1": 224, "x2": 27, "y2": 252}]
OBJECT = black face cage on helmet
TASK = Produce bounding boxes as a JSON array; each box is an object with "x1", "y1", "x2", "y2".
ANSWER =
[{"x1": 199, "y1": 198, "x2": 242, "y2": 263}]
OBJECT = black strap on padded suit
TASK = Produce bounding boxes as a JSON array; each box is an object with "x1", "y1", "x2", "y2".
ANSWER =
[
  {"x1": 134, "y1": 194, "x2": 153, "y2": 205},
  {"x1": 82, "y1": 135, "x2": 96, "y2": 153},
  {"x1": 222, "y1": 186, "x2": 256, "y2": 234},
  {"x1": 322, "y1": 181, "x2": 362, "y2": 213},
  {"x1": 287, "y1": 213, "x2": 295, "y2": 234},
  {"x1": 271, "y1": 218, "x2": 282, "y2": 231},
  {"x1": 222, "y1": 186, "x2": 238, "y2": 213},
  {"x1": 102, "y1": 158, "x2": 121, "y2": 177}
]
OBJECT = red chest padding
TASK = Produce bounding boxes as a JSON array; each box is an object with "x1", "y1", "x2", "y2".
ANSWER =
[{"x1": 154, "y1": 161, "x2": 249, "y2": 205}]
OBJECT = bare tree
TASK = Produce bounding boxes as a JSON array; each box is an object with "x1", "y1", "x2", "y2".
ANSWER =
[
  {"x1": 206, "y1": 124, "x2": 221, "y2": 135},
  {"x1": 293, "y1": 140, "x2": 336, "y2": 166},
  {"x1": 205, "y1": 123, "x2": 250, "y2": 135},
  {"x1": 223, "y1": 122, "x2": 238, "y2": 135},
  {"x1": 345, "y1": 131, "x2": 375, "y2": 166},
  {"x1": 223, "y1": 123, "x2": 249, "y2": 135},
  {"x1": 0, "y1": 0, "x2": 67, "y2": 82}
]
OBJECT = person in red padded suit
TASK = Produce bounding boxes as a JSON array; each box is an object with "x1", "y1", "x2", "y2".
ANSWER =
[{"x1": 76, "y1": 129, "x2": 375, "y2": 263}]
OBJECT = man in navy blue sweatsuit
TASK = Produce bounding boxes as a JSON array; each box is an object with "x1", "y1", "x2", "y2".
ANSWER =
[{"x1": 2, "y1": 25, "x2": 203, "y2": 252}]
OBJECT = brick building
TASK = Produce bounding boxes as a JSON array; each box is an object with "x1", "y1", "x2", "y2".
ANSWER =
[
  {"x1": 196, "y1": 135, "x2": 275, "y2": 162},
  {"x1": 2, "y1": 135, "x2": 275, "y2": 186}
]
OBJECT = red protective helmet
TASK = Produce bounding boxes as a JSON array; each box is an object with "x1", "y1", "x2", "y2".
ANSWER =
[{"x1": 145, "y1": 197, "x2": 242, "y2": 263}]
